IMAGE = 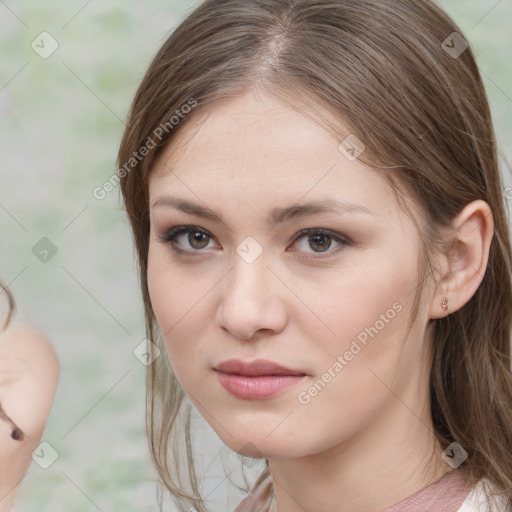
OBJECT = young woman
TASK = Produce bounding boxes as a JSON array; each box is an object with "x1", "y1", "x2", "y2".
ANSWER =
[
  {"x1": 0, "y1": 283, "x2": 59, "y2": 512},
  {"x1": 117, "y1": 0, "x2": 512, "y2": 510}
]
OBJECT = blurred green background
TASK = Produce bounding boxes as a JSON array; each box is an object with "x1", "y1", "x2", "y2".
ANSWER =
[{"x1": 0, "y1": 0, "x2": 511, "y2": 511}]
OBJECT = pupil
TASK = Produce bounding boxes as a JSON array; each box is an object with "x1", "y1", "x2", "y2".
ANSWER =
[
  {"x1": 310, "y1": 234, "x2": 331, "y2": 252},
  {"x1": 190, "y1": 231, "x2": 209, "y2": 249}
]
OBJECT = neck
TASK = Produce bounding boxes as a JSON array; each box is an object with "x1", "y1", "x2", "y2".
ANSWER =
[{"x1": 268, "y1": 373, "x2": 450, "y2": 512}]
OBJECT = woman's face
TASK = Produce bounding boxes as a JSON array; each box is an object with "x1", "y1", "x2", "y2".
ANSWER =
[{"x1": 147, "y1": 89, "x2": 436, "y2": 459}]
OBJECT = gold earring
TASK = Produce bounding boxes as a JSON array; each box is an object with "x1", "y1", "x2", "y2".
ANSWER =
[{"x1": 441, "y1": 297, "x2": 448, "y2": 312}]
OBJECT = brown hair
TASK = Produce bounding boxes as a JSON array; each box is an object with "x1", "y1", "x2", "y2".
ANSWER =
[
  {"x1": 1, "y1": 281, "x2": 15, "y2": 330},
  {"x1": 117, "y1": 1, "x2": 512, "y2": 510}
]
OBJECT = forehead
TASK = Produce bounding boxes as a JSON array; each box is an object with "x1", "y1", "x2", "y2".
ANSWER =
[
  {"x1": 152, "y1": 91, "x2": 338, "y2": 173},
  {"x1": 149, "y1": 90, "x2": 397, "y2": 218}
]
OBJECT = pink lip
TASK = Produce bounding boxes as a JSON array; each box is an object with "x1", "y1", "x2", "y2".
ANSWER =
[
  {"x1": 214, "y1": 359, "x2": 307, "y2": 399},
  {"x1": 215, "y1": 358, "x2": 305, "y2": 376}
]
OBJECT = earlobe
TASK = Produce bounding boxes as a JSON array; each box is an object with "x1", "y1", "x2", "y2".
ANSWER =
[{"x1": 429, "y1": 200, "x2": 494, "y2": 319}]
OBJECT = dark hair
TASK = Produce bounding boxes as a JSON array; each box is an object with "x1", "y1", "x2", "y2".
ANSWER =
[{"x1": 118, "y1": 1, "x2": 512, "y2": 510}]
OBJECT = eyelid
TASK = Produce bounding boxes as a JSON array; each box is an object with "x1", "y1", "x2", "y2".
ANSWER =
[
  {"x1": 158, "y1": 224, "x2": 351, "y2": 257},
  {"x1": 291, "y1": 227, "x2": 351, "y2": 245},
  {"x1": 157, "y1": 225, "x2": 218, "y2": 255},
  {"x1": 287, "y1": 227, "x2": 351, "y2": 259}
]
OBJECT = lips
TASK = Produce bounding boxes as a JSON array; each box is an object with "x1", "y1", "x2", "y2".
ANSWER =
[
  {"x1": 214, "y1": 358, "x2": 306, "y2": 376},
  {"x1": 214, "y1": 359, "x2": 307, "y2": 399}
]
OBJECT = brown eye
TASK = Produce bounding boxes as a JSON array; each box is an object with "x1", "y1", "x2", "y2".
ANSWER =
[
  {"x1": 290, "y1": 228, "x2": 350, "y2": 256},
  {"x1": 187, "y1": 230, "x2": 210, "y2": 249},
  {"x1": 307, "y1": 233, "x2": 333, "y2": 252},
  {"x1": 158, "y1": 225, "x2": 216, "y2": 254}
]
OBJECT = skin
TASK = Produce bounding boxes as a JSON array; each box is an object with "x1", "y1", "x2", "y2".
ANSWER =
[
  {"x1": 147, "y1": 88, "x2": 493, "y2": 512},
  {"x1": 0, "y1": 322, "x2": 59, "y2": 512}
]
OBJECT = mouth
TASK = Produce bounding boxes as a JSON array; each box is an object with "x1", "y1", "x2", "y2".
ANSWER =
[
  {"x1": 214, "y1": 358, "x2": 306, "y2": 376},
  {"x1": 214, "y1": 359, "x2": 307, "y2": 399}
]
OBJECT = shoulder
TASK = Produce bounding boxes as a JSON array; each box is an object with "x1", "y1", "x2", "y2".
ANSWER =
[{"x1": 457, "y1": 477, "x2": 512, "y2": 512}]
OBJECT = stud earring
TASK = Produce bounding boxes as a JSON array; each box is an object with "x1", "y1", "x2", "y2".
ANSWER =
[{"x1": 441, "y1": 297, "x2": 449, "y2": 312}]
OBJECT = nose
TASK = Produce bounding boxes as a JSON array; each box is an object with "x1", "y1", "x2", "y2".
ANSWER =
[{"x1": 216, "y1": 253, "x2": 288, "y2": 341}]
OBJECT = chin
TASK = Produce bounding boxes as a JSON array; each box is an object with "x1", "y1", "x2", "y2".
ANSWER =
[{"x1": 215, "y1": 429, "x2": 302, "y2": 460}]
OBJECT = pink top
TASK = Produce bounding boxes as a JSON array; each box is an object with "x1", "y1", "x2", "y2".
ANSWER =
[{"x1": 233, "y1": 469, "x2": 472, "y2": 512}]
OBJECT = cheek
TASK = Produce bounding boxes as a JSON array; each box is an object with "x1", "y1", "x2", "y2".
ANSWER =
[
  {"x1": 289, "y1": 257, "x2": 415, "y2": 425},
  {"x1": 298, "y1": 252, "x2": 414, "y2": 365},
  {"x1": 324, "y1": 289, "x2": 408, "y2": 367},
  {"x1": 147, "y1": 245, "x2": 213, "y2": 384}
]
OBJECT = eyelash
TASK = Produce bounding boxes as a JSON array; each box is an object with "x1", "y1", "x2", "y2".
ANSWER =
[{"x1": 157, "y1": 224, "x2": 351, "y2": 259}]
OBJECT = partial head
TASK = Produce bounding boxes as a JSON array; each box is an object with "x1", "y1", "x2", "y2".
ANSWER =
[{"x1": 118, "y1": 1, "x2": 512, "y2": 510}]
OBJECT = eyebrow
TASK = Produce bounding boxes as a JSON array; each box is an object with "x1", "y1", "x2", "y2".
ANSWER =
[{"x1": 152, "y1": 196, "x2": 375, "y2": 225}]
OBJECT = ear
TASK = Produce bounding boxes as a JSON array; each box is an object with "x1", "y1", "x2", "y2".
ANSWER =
[{"x1": 429, "y1": 200, "x2": 494, "y2": 319}]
